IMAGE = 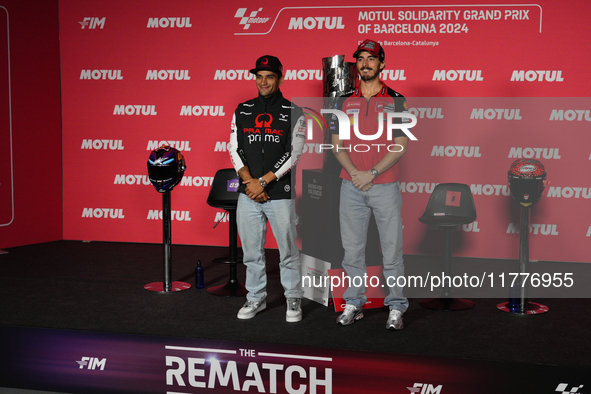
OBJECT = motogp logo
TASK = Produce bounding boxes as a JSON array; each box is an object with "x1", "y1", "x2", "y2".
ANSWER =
[{"x1": 234, "y1": 8, "x2": 270, "y2": 30}]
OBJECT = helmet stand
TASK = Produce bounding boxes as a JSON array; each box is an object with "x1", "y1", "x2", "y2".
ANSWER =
[
  {"x1": 144, "y1": 190, "x2": 191, "y2": 293},
  {"x1": 497, "y1": 206, "x2": 549, "y2": 315}
]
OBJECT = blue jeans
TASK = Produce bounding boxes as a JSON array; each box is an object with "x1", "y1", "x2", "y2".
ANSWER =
[
  {"x1": 237, "y1": 193, "x2": 302, "y2": 302},
  {"x1": 339, "y1": 180, "x2": 408, "y2": 312}
]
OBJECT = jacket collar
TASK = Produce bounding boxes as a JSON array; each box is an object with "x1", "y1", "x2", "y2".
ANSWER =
[
  {"x1": 352, "y1": 81, "x2": 388, "y2": 98},
  {"x1": 256, "y1": 89, "x2": 284, "y2": 108}
]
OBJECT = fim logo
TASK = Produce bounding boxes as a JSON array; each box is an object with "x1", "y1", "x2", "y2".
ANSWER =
[
  {"x1": 79, "y1": 17, "x2": 105, "y2": 29},
  {"x1": 408, "y1": 383, "x2": 442, "y2": 394},
  {"x1": 76, "y1": 357, "x2": 106, "y2": 370},
  {"x1": 556, "y1": 384, "x2": 586, "y2": 394}
]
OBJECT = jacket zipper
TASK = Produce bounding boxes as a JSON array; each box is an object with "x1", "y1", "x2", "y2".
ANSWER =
[{"x1": 261, "y1": 100, "x2": 267, "y2": 176}]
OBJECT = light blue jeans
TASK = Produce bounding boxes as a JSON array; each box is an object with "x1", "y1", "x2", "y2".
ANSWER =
[
  {"x1": 340, "y1": 180, "x2": 408, "y2": 312},
  {"x1": 237, "y1": 193, "x2": 302, "y2": 302}
]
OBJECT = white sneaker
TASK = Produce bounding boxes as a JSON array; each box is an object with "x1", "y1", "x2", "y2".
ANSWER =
[
  {"x1": 237, "y1": 299, "x2": 266, "y2": 319},
  {"x1": 386, "y1": 309, "x2": 404, "y2": 330},
  {"x1": 336, "y1": 304, "x2": 364, "y2": 325},
  {"x1": 286, "y1": 298, "x2": 302, "y2": 322}
]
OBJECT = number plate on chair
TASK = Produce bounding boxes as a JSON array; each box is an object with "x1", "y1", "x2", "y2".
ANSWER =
[
  {"x1": 227, "y1": 178, "x2": 240, "y2": 192},
  {"x1": 446, "y1": 191, "x2": 461, "y2": 207}
]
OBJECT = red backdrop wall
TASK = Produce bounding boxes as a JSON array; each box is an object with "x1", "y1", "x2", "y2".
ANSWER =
[
  {"x1": 0, "y1": 0, "x2": 62, "y2": 249},
  {"x1": 6, "y1": 0, "x2": 590, "y2": 263}
]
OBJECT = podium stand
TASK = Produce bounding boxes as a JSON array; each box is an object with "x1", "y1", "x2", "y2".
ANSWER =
[{"x1": 144, "y1": 191, "x2": 191, "y2": 293}]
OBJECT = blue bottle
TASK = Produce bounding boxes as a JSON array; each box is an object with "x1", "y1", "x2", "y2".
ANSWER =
[{"x1": 195, "y1": 260, "x2": 204, "y2": 289}]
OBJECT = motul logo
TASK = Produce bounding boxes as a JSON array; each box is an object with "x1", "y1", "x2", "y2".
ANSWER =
[
  {"x1": 146, "y1": 70, "x2": 190, "y2": 80},
  {"x1": 471, "y1": 184, "x2": 511, "y2": 196},
  {"x1": 549, "y1": 109, "x2": 591, "y2": 121},
  {"x1": 461, "y1": 222, "x2": 480, "y2": 232},
  {"x1": 81, "y1": 139, "x2": 124, "y2": 150},
  {"x1": 146, "y1": 141, "x2": 191, "y2": 151},
  {"x1": 470, "y1": 108, "x2": 522, "y2": 120},
  {"x1": 400, "y1": 182, "x2": 437, "y2": 194},
  {"x1": 433, "y1": 70, "x2": 483, "y2": 81},
  {"x1": 146, "y1": 18, "x2": 192, "y2": 28},
  {"x1": 303, "y1": 143, "x2": 323, "y2": 154},
  {"x1": 213, "y1": 69, "x2": 324, "y2": 81},
  {"x1": 288, "y1": 17, "x2": 345, "y2": 30},
  {"x1": 114, "y1": 175, "x2": 152, "y2": 185},
  {"x1": 214, "y1": 141, "x2": 228, "y2": 152},
  {"x1": 179, "y1": 106, "x2": 225, "y2": 116},
  {"x1": 80, "y1": 70, "x2": 122, "y2": 80},
  {"x1": 408, "y1": 108, "x2": 443, "y2": 119},
  {"x1": 147, "y1": 210, "x2": 192, "y2": 221},
  {"x1": 431, "y1": 146, "x2": 481, "y2": 157},
  {"x1": 381, "y1": 70, "x2": 406, "y2": 81},
  {"x1": 113, "y1": 105, "x2": 157, "y2": 116},
  {"x1": 547, "y1": 187, "x2": 591, "y2": 199},
  {"x1": 507, "y1": 223, "x2": 559, "y2": 235},
  {"x1": 511, "y1": 70, "x2": 563, "y2": 82},
  {"x1": 284, "y1": 70, "x2": 323, "y2": 81},
  {"x1": 508, "y1": 147, "x2": 561, "y2": 159},
  {"x1": 214, "y1": 70, "x2": 256, "y2": 80},
  {"x1": 82, "y1": 208, "x2": 124, "y2": 219},
  {"x1": 214, "y1": 212, "x2": 228, "y2": 223},
  {"x1": 180, "y1": 176, "x2": 214, "y2": 187}
]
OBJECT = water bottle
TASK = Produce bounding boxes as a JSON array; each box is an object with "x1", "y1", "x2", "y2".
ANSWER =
[
  {"x1": 195, "y1": 260, "x2": 204, "y2": 289},
  {"x1": 507, "y1": 277, "x2": 522, "y2": 313}
]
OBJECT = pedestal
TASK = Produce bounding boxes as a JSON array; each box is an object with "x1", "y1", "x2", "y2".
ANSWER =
[
  {"x1": 145, "y1": 190, "x2": 191, "y2": 293},
  {"x1": 497, "y1": 207, "x2": 548, "y2": 314}
]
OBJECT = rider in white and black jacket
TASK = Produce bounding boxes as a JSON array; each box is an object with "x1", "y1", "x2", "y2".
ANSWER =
[
  {"x1": 228, "y1": 55, "x2": 306, "y2": 323},
  {"x1": 229, "y1": 87, "x2": 306, "y2": 200}
]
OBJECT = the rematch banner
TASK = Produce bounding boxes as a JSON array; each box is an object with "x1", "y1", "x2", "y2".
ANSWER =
[
  {"x1": 1, "y1": 325, "x2": 589, "y2": 394},
  {"x1": 58, "y1": 1, "x2": 591, "y2": 263}
]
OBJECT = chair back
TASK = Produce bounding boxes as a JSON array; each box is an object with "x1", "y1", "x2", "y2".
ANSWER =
[
  {"x1": 419, "y1": 183, "x2": 476, "y2": 227},
  {"x1": 207, "y1": 168, "x2": 240, "y2": 210}
]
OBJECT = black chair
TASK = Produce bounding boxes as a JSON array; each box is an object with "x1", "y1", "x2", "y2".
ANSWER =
[
  {"x1": 206, "y1": 168, "x2": 247, "y2": 296},
  {"x1": 418, "y1": 183, "x2": 476, "y2": 311}
]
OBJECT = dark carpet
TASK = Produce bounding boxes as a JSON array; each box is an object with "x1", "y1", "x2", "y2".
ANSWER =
[{"x1": 1, "y1": 240, "x2": 590, "y2": 372}]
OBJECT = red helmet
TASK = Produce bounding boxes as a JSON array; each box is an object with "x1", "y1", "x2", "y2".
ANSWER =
[{"x1": 508, "y1": 159, "x2": 546, "y2": 207}]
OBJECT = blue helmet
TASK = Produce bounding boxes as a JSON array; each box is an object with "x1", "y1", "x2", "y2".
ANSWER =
[{"x1": 147, "y1": 145, "x2": 186, "y2": 192}]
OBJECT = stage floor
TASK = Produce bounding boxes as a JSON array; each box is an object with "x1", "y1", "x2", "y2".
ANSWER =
[{"x1": 1, "y1": 241, "x2": 590, "y2": 393}]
